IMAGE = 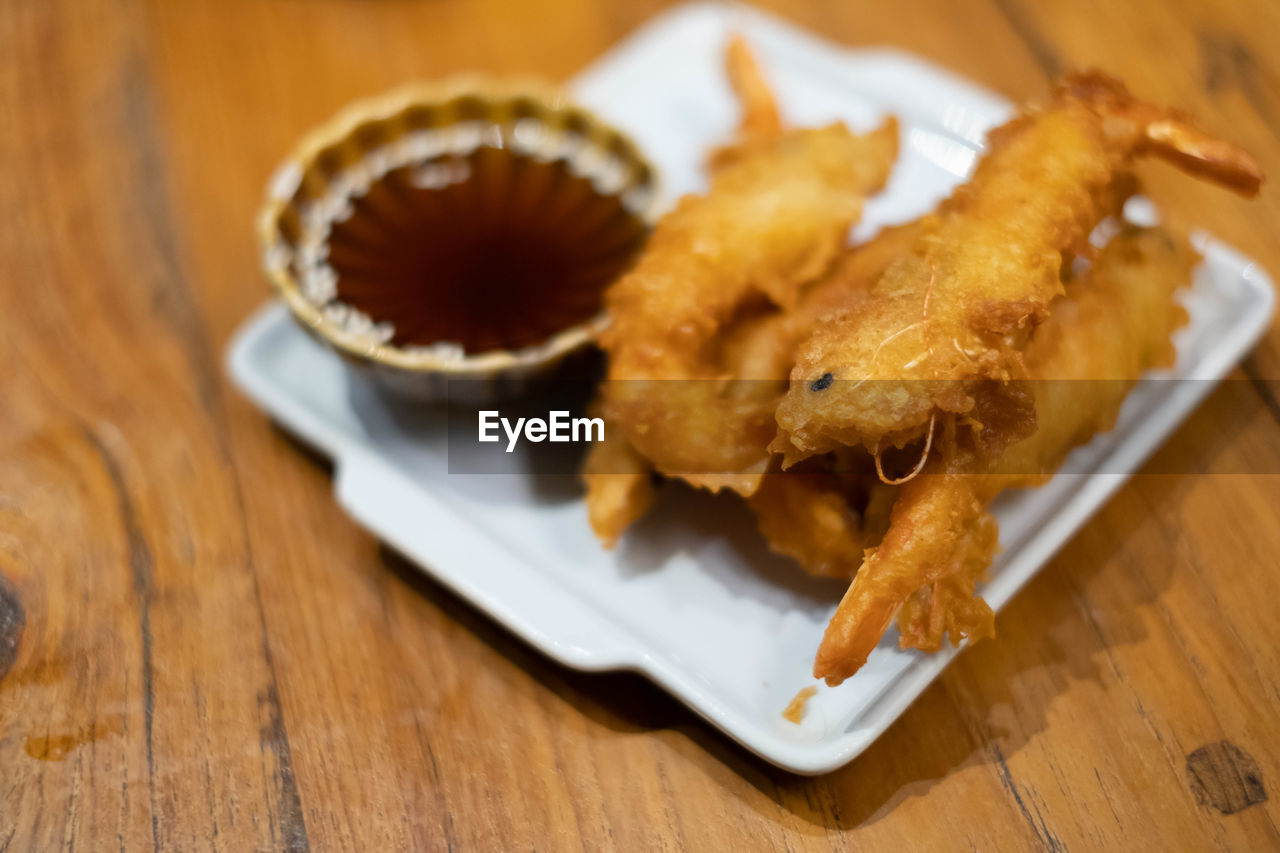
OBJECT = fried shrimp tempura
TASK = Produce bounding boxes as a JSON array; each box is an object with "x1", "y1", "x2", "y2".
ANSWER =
[
  {"x1": 581, "y1": 426, "x2": 655, "y2": 548},
  {"x1": 710, "y1": 33, "x2": 783, "y2": 169},
  {"x1": 599, "y1": 44, "x2": 898, "y2": 496},
  {"x1": 774, "y1": 71, "x2": 1261, "y2": 467},
  {"x1": 583, "y1": 223, "x2": 917, "y2": 547},
  {"x1": 813, "y1": 225, "x2": 1196, "y2": 684},
  {"x1": 747, "y1": 463, "x2": 897, "y2": 580},
  {"x1": 577, "y1": 54, "x2": 1261, "y2": 690},
  {"x1": 748, "y1": 472, "x2": 870, "y2": 579},
  {"x1": 583, "y1": 37, "x2": 901, "y2": 542}
]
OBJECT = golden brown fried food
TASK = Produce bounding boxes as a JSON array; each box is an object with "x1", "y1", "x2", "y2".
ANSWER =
[
  {"x1": 724, "y1": 219, "x2": 939, "y2": 577},
  {"x1": 600, "y1": 41, "x2": 898, "y2": 495},
  {"x1": 814, "y1": 225, "x2": 1197, "y2": 684},
  {"x1": 580, "y1": 57, "x2": 1259, "y2": 690},
  {"x1": 709, "y1": 33, "x2": 784, "y2": 169},
  {"x1": 583, "y1": 37, "x2": 902, "y2": 542},
  {"x1": 774, "y1": 71, "x2": 1261, "y2": 467},
  {"x1": 749, "y1": 473, "x2": 866, "y2": 579},
  {"x1": 581, "y1": 426, "x2": 655, "y2": 548},
  {"x1": 815, "y1": 446, "x2": 999, "y2": 683},
  {"x1": 721, "y1": 225, "x2": 923, "y2": 577},
  {"x1": 584, "y1": 224, "x2": 916, "y2": 548},
  {"x1": 746, "y1": 460, "x2": 897, "y2": 580},
  {"x1": 781, "y1": 685, "x2": 818, "y2": 723}
]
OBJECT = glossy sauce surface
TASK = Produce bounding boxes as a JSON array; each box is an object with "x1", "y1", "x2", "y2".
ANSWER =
[{"x1": 326, "y1": 147, "x2": 649, "y2": 353}]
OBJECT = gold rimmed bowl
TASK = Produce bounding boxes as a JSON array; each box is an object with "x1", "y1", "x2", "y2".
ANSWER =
[{"x1": 258, "y1": 77, "x2": 657, "y2": 401}]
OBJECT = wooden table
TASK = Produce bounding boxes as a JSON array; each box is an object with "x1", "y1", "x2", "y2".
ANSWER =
[{"x1": 3, "y1": 0, "x2": 1279, "y2": 848}]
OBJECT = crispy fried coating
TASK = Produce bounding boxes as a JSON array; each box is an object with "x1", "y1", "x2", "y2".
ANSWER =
[
  {"x1": 581, "y1": 428, "x2": 655, "y2": 548},
  {"x1": 813, "y1": 225, "x2": 1197, "y2": 684},
  {"x1": 997, "y1": 227, "x2": 1192, "y2": 480},
  {"x1": 577, "y1": 57, "x2": 1255, "y2": 686},
  {"x1": 709, "y1": 33, "x2": 784, "y2": 169},
  {"x1": 774, "y1": 71, "x2": 1261, "y2": 466},
  {"x1": 583, "y1": 224, "x2": 916, "y2": 546},
  {"x1": 600, "y1": 46, "x2": 898, "y2": 495},
  {"x1": 749, "y1": 472, "x2": 869, "y2": 579},
  {"x1": 746, "y1": 461, "x2": 898, "y2": 580},
  {"x1": 816, "y1": 453, "x2": 999, "y2": 683},
  {"x1": 730, "y1": 225, "x2": 925, "y2": 578},
  {"x1": 583, "y1": 38, "x2": 900, "y2": 539},
  {"x1": 895, "y1": 504, "x2": 1000, "y2": 653}
]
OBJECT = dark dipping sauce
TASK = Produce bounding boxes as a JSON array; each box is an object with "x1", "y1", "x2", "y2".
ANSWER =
[{"x1": 325, "y1": 146, "x2": 650, "y2": 354}]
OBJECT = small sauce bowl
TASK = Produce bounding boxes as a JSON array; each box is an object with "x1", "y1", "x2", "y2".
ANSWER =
[{"x1": 258, "y1": 77, "x2": 657, "y2": 401}]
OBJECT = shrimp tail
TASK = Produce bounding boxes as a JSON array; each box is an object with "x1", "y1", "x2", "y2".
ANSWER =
[{"x1": 1057, "y1": 69, "x2": 1263, "y2": 196}]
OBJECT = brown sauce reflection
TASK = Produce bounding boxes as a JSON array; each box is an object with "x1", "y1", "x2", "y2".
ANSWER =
[{"x1": 326, "y1": 147, "x2": 649, "y2": 354}]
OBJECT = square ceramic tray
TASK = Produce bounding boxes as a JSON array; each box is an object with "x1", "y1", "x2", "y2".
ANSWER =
[{"x1": 227, "y1": 2, "x2": 1275, "y2": 773}]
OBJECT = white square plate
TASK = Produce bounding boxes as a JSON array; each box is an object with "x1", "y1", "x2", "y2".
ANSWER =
[{"x1": 227, "y1": 2, "x2": 1275, "y2": 773}]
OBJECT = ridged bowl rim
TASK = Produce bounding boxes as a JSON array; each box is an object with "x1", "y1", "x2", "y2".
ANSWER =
[{"x1": 256, "y1": 75, "x2": 658, "y2": 376}]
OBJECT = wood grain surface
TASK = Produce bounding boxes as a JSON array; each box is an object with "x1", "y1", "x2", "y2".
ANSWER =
[{"x1": 2, "y1": 0, "x2": 1279, "y2": 849}]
